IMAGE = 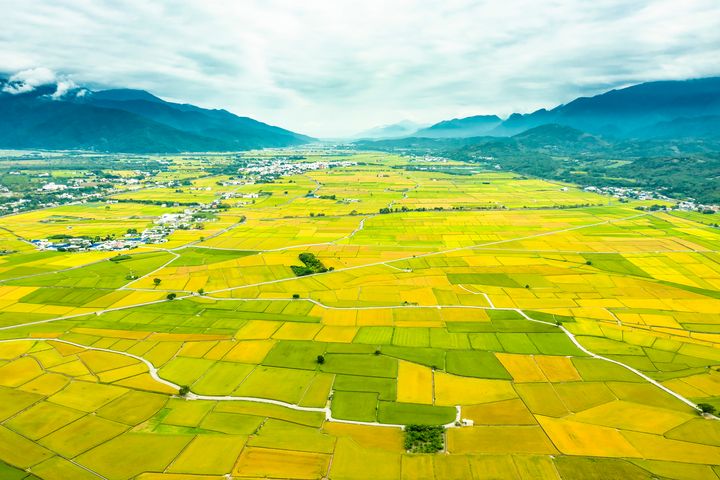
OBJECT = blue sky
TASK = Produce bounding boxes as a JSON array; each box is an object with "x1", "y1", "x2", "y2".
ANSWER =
[{"x1": 2, "y1": 0, "x2": 719, "y2": 137}]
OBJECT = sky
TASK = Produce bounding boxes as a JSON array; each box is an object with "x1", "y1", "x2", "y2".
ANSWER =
[{"x1": 1, "y1": 0, "x2": 719, "y2": 137}]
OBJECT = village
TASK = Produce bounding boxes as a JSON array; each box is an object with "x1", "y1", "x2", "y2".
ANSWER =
[
  {"x1": 583, "y1": 185, "x2": 720, "y2": 214},
  {"x1": 31, "y1": 207, "x2": 214, "y2": 252}
]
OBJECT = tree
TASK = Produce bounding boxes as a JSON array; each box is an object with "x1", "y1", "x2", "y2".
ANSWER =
[
  {"x1": 178, "y1": 385, "x2": 190, "y2": 396},
  {"x1": 167, "y1": 293, "x2": 177, "y2": 300},
  {"x1": 698, "y1": 403, "x2": 716, "y2": 415},
  {"x1": 316, "y1": 355, "x2": 325, "y2": 365},
  {"x1": 153, "y1": 278, "x2": 161, "y2": 287},
  {"x1": 197, "y1": 288, "x2": 205, "y2": 295},
  {"x1": 292, "y1": 293, "x2": 300, "y2": 299}
]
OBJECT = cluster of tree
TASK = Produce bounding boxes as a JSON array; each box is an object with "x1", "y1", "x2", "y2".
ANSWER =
[
  {"x1": 291, "y1": 252, "x2": 332, "y2": 276},
  {"x1": 404, "y1": 425, "x2": 444, "y2": 453},
  {"x1": 115, "y1": 198, "x2": 200, "y2": 207},
  {"x1": 379, "y1": 206, "x2": 445, "y2": 214}
]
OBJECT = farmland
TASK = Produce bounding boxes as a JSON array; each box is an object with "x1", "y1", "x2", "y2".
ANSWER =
[{"x1": 0, "y1": 148, "x2": 719, "y2": 479}]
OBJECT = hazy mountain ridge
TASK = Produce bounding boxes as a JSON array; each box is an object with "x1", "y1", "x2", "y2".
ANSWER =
[
  {"x1": 409, "y1": 77, "x2": 720, "y2": 140},
  {"x1": 353, "y1": 120, "x2": 427, "y2": 139},
  {"x1": 0, "y1": 79, "x2": 312, "y2": 153},
  {"x1": 414, "y1": 115, "x2": 502, "y2": 138}
]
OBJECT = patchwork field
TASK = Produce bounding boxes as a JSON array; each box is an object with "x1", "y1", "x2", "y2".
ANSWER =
[{"x1": 0, "y1": 150, "x2": 719, "y2": 479}]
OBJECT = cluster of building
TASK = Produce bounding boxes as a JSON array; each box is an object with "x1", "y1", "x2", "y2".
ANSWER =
[
  {"x1": 242, "y1": 159, "x2": 357, "y2": 179},
  {"x1": 32, "y1": 208, "x2": 211, "y2": 252},
  {"x1": 583, "y1": 185, "x2": 672, "y2": 202},
  {"x1": 584, "y1": 185, "x2": 719, "y2": 213}
]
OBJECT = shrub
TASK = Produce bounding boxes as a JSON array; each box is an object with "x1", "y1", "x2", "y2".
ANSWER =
[{"x1": 698, "y1": 403, "x2": 716, "y2": 415}]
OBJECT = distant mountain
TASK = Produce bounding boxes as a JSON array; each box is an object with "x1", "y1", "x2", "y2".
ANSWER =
[
  {"x1": 415, "y1": 115, "x2": 502, "y2": 138},
  {"x1": 630, "y1": 115, "x2": 720, "y2": 140},
  {"x1": 354, "y1": 120, "x2": 425, "y2": 139},
  {"x1": 0, "y1": 78, "x2": 312, "y2": 153},
  {"x1": 490, "y1": 77, "x2": 720, "y2": 137}
]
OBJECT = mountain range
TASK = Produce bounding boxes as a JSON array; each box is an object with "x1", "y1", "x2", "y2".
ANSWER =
[
  {"x1": 385, "y1": 77, "x2": 720, "y2": 140},
  {"x1": 2, "y1": 74, "x2": 719, "y2": 152},
  {"x1": 0, "y1": 78, "x2": 312, "y2": 153}
]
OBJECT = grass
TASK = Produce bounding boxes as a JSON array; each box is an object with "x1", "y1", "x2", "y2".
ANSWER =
[
  {"x1": 377, "y1": 402, "x2": 457, "y2": 425},
  {"x1": 262, "y1": 340, "x2": 327, "y2": 370},
  {"x1": 331, "y1": 391, "x2": 378, "y2": 422},
  {"x1": 333, "y1": 374, "x2": 397, "y2": 401},
  {"x1": 171, "y1": 247, "x2": 256, "y2": 266},
  {"x1": 445, "y1": 351, "x2": 512, "y2": 379},
  {"x1": 320, "y1": 353, "x2": 398, "y2": 378}
]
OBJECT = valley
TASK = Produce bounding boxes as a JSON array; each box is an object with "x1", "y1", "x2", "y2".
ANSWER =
[{"x1": 0, "y1": 149, "x2": 719, "y2": 479}]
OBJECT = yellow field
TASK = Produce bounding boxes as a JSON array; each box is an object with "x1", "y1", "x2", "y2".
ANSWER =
[{"x1": 0, "y1": 152, "x2": 719, "y2": 479}]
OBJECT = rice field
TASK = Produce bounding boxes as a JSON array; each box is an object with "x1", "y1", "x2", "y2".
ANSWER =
[{"x1": 0, "y1": 151, "x2": 719, "y2": 479}]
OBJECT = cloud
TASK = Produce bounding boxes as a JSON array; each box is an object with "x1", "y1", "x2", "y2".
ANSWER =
[
  {"x1": 50, "y1": 78, "x2": 78, "y2": 99},
  {"x1": 1, "y1": 0, "x2": 719, "y2": 136},
  {"x1": 2, "y1": 66, "x2": 78, "y2": 99},
  {"x1": 2, "y1": 66, "x2": 56, "y2": 94}
]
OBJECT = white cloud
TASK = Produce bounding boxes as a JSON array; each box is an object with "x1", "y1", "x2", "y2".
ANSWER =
[
  {"x1": 50, "y1": 78, "x2": 78, "y2": 99},
  {"x1": 2, "y1": 66, "x2": 56, "y2": 94},
  {"x1": 1, "y1": 0, "x2": 719, "y2": 136}
]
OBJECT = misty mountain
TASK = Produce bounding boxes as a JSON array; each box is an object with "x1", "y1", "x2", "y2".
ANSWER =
[
  {"x1": 490, "y1": 77, "x2": 720, "y2": 137},
  {"x1": 353, "y1": 120, "x2": 426, "y2": 139},
  {"x1": 0, "y1": 79, "x2": 312, "y2": 153},
  {"x1": 414, "y1": 115, "x2": 502, "y2": 138}
]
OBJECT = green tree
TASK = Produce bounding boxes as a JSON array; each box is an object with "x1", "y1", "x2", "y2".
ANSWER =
[
  {"x1": 167, "y1": 293, "x2": 177, "y2": 300},
  {"x1": 153, "y1": 278, "x2": 161, "y2": 287}
]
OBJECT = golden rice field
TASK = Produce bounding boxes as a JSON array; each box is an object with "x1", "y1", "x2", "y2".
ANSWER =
[{"x1": 0, "y1": 151, "x2": 719, "y2": 479}]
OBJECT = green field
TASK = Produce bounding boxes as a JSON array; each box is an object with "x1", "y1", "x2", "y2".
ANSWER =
[{"x1": 0, "y1": 149, "x2": 719, "y2": 479}]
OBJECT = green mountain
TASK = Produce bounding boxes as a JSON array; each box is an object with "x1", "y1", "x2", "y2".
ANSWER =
[
  {"x1": 490, "y1": 77, "x2": 720, "y2": 137},
  {"x1": 0, "y1": 81, "x2": 312, "y2": 153}
]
